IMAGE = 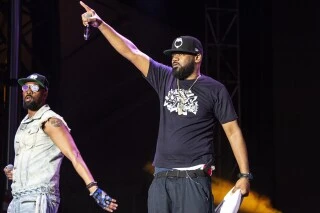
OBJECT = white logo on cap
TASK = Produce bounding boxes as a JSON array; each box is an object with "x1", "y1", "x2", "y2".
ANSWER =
[
  {"x1": 29, "y1": 74, "x2": 38, "y2": 79},
  {"x1": 174, "y1": 38, "x2": 183, "y2": 49}
]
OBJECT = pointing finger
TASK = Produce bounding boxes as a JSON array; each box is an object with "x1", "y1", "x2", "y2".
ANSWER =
[{"x1": 80, "y1": 1, "x2": 92, "y2": 12}]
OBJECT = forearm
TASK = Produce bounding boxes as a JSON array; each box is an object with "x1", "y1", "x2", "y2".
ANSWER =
[
  {"x1": 69, "y1": 151, "x2": 97, "y2": 194},
  {"x1": 228, "y1": 131, "x2": 250, "y2": 173},
  {"x1": 98, "y1": 21, "x2": 139, "y2": 60},
  {"x1": 97, "y1": 21, "x2": 150, "y2": 76}
]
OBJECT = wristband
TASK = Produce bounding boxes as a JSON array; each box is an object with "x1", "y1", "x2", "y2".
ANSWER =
[
  {"x1": 237, "y1": 172, "x2": 253, "y2": 180},
  {"x1": 86, "y1": 181, "x2": 98, "y2": 189}
]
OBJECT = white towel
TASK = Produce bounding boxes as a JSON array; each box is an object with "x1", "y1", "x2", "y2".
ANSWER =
[{"x1": 215, "y1": 187, "x2": 242, "y2": 213}]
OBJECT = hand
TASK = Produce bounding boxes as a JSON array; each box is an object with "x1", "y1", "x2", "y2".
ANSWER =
[
  {"x1": 233, "y1": 177, "x2": 250, "y2": 197},
  {"x1": 80, "y1": 1, "x2": 102, "y2": 28},
  {"x1": 91, "y1": 188, "x2": 118, "y2": 212},
  {"x1": 3, "y1": 164, "x2": 13, "y2": 180}
]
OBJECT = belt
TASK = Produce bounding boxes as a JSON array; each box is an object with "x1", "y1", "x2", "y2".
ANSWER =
[{"x1": 154, "y1": 170, "x2": 207, "y2": 178}]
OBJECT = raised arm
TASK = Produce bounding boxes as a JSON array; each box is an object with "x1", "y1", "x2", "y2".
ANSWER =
[
  {"x1": 80, "y1": 1, "x2": 150, "y2": 77},
  {"x1": 43, "y1": 117, "x2": 118, "y2": 212},
  {"x1": 222, "y1": 120, "x2": 251, "y2": 196}
]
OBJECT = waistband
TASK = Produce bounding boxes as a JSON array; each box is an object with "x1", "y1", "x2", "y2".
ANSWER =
[
  {"x1": 154, "y1": 169, "x2": 207, "y2": 178},
  {"x1": 12, "y1": 185, "x2": 58, "y2": 198}
]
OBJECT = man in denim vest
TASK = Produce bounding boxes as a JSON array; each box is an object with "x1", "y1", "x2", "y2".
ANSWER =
[{"x1": 3, "y1": 73, "x2": 118, "y2": 212}]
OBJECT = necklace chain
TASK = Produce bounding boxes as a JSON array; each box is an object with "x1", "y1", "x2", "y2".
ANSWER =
[{"x1": 177, "y1": 74, "x2": 201, "y2": 91}]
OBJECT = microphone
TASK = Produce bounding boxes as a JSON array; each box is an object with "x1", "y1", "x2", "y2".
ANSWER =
[
  {"x1": 5, "y1": 164, "x2": 13, "y2": 190},
  {"x1": 84, "y1": 13, "x2": 92, "y2": 40},
  {"x1": 5, "y1": 164, "x2": 13, "y2": 171},
  {"x1": 84, "y1": 25, "x2": 90, "y2": 40}
]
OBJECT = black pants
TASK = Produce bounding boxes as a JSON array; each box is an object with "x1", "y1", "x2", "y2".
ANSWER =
[{"x1": 148, "y1": 170, "x2": 214, "y2": 213}]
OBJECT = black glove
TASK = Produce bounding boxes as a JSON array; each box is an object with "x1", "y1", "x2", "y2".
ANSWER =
[{"x1": 91, "y1": 188, "x2": 113, "y2": 209}]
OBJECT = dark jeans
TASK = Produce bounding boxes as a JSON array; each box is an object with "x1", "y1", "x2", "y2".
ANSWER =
[{"x1": 148, "y1": 171, "x2": 214, "y2": 213}]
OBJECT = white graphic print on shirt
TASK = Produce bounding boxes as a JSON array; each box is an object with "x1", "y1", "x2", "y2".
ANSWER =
[{"x1": 164, "y1": 88, "x2": 198, "y2": 115}]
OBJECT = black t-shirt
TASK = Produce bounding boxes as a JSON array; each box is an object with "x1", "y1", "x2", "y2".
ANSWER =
[{"x1": 145, "y1": 59, "x2": 238, "y2": 168}]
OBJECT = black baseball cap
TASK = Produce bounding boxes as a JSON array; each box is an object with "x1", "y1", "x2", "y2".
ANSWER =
[
  {"x1": 163, "y1": 36, "x2": 203, "y2": 56},
  {"x1": 18, "y1": 73, "x2": 49, "y2": 90}
]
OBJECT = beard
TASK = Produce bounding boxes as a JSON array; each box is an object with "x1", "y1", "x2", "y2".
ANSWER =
[
  {"x1": 23, "y1": 96, "x2": 43, "y2": 111},
  {"x1": 172, "y1": 60, "x2": 195, "y2": 80}
]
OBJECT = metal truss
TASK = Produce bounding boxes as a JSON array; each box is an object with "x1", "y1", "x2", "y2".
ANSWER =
[
  {"x1": 1, "y1": 0, "x2": 51, "y2": 208},
  {"x1": 0, "y1": 0, "x2": 34, "y2": 111},
  {"x1": 204, "y1": 0, "x2": 241, "y2": 179},
  {"x1": 0, "y1": 0, "x2": 9, "y2": 113}
]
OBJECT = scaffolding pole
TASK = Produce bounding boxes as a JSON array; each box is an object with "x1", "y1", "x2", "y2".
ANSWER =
[{"x1": 204, "y1": 0, "x2": 241, "y2": 179}]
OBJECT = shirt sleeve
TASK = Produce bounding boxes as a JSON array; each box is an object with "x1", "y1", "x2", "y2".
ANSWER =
[{"x1": 213, "y1": 85, "x2": 238, "y2": 124}]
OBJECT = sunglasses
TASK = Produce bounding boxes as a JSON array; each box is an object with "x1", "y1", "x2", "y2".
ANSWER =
[{"x1": 22, "y1": 84, "x2": 40, "y2": 92}]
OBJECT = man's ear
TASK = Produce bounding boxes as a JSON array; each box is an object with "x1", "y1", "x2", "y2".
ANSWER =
[
  {"x1": 43, "y1": 90, "x2": 48, "y2": 101},
  {"x1": 195, "y1": 54, "x2": 202, "y2": 63}
]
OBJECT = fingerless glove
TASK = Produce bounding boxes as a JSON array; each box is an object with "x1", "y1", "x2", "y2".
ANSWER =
[{"x1": 91, "y1": 188, "x2": 113, "y2": 209}]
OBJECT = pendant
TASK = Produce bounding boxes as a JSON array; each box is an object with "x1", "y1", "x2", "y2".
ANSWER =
[
  {"x1": 177, "y1": 103, "x2": 184, "y2": 115},
  {"x1": 177, "y1": 90, "x2": 187, "y2": 115}
]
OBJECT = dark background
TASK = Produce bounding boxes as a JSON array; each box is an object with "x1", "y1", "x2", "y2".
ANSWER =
[{"x1": 0, "y1": 0, "x2": 317, "y2": 212}]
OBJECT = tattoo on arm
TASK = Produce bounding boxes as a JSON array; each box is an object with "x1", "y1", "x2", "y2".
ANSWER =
[{"x1": 49, "y1": 118, "x2": 63, "y2": 127}]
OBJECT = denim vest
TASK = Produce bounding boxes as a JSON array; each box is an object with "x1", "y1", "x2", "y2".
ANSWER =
[{"x1": 11, "y1": 104, "x2": 70, "y2": 197}]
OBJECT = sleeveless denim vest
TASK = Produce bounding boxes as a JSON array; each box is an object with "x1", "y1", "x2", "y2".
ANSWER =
[{"x1": 11, "y1": 104, "x2": 70, "y2": 197}]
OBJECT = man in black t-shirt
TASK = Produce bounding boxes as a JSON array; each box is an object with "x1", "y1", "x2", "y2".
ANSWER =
[{"x1": 80, "y1": 1, "x2": 252, "y2": 213}]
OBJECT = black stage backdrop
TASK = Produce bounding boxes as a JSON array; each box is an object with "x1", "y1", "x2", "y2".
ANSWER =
[{"x1": 1, "y1": 0, "x2": 318, "y2": 212}]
